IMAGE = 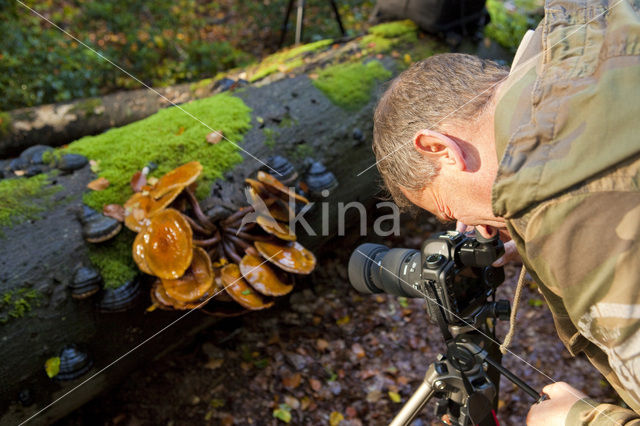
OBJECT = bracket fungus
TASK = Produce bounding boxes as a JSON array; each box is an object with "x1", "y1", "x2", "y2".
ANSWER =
[{"x1": 118, "y1": 161, "x2": 317, "y2": 315}]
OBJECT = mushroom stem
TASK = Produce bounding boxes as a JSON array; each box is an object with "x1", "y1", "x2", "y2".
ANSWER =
[
  {"x1": 225, "y1": 229, "x2": 273, "y2": 242},
  {"x1": 184, "y1": 187, "x2": 216, "y2": 231},
  {"x1": 223, "y1": 238, "x2": 243, "y2": 264},
  {"x1": 184, "y1": 215, "x2": 213, "y2": 236},
  {"x1": 194, "y1": 231, "x2": 221, "y2": 247},
  {"x1": 222, "y1": 206, "x2": 254, "y2": 226},
  {"x1": 225, "y1": 233, "x2": 251, "y2": 251}
]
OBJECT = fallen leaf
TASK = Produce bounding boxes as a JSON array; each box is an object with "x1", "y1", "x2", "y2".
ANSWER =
[
  {"x1": 346, "y1": 406, "x2": 357, "y2": 418},
  {"x1": 366, "y1": 390, "x2": 382, "y2": 403},
  {"x1": 273, "y1": 404, "x2": 292, "y2": 423},
  {"x1": 388, "y1": 391, "x2": 402, "y2": 403},
  {"x1": 44, "y1": 357, "x2": 60, "y2": 378},
  {"x1": 309, "y1": 378, "x2": 322, "y2": 391},
  {"x1": 282, "y1": 373, "x2": 302, "y2": 389},
  {"x1": 351, "y1": 343, "x2": 365, "y2": 359},
  {"x1": 206, "y1": 131, "x2": 223, "y2": 144},
  {"x1": 316, "y1": 338, "x2": 329, "y2": 351},
  {"x1": 89, "y1": 160, "x2": 100, "y2": 173},
  {"x1": 329, "y1": 411, "x2": 344, "y2": 426},
  {"x1": 300, "y1": 396, "x2": 311, "y2": 410},
  {"x1": 176, "y1": 126, "x2": 185, "y2": 135},
  {"x1": 130, "y1": 171, "x2": 146, "y2": 192},
  {"x1": 103, "y1": 204, "x2": 125, "y2": 222},
  {"x1": 284, "y1": 395, "x2": 299, "y2": 410},
  {"x1": 204, "y1": 358, "x2": 224, "y2": 370},
  {"x1": 336, "y1": 315, "x2": 350, "y2": 326},
  {"x1": 87, "y1": 177, "x2": 109, "y2": 191}
]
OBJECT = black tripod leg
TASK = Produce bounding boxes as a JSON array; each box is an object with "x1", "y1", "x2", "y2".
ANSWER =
[
  {"x1": 328, "y1": 0, "x2": 346, "y2": 36},
  {"x1": 279, "y1": 0, "x2": 296, "y2": 48}
]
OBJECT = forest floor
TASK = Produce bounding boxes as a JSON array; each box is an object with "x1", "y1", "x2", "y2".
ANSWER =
[{"x1": 57, "y1": 217, "x2": 618, "y2": 426}]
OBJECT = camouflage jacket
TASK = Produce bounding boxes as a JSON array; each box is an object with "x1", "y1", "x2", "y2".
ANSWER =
[{"x1": 492, "y1": 0, "x2": 640, "y2": 424}]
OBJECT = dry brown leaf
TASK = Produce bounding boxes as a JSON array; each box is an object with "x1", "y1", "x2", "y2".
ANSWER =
[
  {"x1": 103, "y1": 204, "x2": 125, "y2": 222},
  {"x1": 316, "y1": 338, "x2": 329, "y2": 351},
  {"x1": 282, "y1": 373, "x2": 302, "y2": 389},
  {"x1": 130, "y1": 171, "x2": 146, "y2": 192},
  {"x1": 87, "y1": 177, "x2": 110, "y2": 191},
  {"x1": 206, "y1": 131, "x2": 223, "y2": 144},
  {"x1": 204, "y1": 358, "x2": 224, "y2": 370},
  {"x1": 309, "y1": 378, "x2": 322, "y2": 392}
]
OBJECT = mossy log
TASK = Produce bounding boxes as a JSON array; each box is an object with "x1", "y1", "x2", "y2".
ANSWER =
[
  {"x1": 0, "y1": 23, "x2": 447, "y2": 425},
  {"x1": 0, "y1": 62, "x2": 396, "y2": 426}
]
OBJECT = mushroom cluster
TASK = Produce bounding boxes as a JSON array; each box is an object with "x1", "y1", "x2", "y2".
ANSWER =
[{"x1": 124, "y1": 161, "x2": 316, "y2": 316}]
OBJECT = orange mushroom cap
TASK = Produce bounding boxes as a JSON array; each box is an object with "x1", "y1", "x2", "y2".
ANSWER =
[
  {"x1": 150, "y1": 161, "x2": 203, "y2": 200},
  {"x1": 124, "y1": 187, "x2": 183, "y2": 232},
  {"x1": 240, "y1": 254, "x2": 294, "y2": 296},
  {"x1": 151, "y1": 279, "x2": 203, "y2": 310},
  {"x1": 162, "y1": 247, "x2": 214, "y2": 303},
  {"x1": 256, "y1": 215, "x2": 296, "y2": 241},
  {"x1": 257, "y1": 171, "x2": 309, "y2": 204},
  {"x1": 220, "y1": 264, "x2": 274, "y2": 310},
  {"x1": 254, "y1": 241, "x2": 316, "y2": 275},
  {"x1": 133, "y1": 208, "x2": 193, "y2": 279}
]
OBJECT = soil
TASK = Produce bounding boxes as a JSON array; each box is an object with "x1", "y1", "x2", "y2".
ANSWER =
[{"x1": 57, "y1": 218, "x2": 619, "y2": 426}]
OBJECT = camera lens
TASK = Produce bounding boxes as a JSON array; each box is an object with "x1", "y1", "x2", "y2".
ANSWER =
[{"x1": 348, "y1": 244, "x2": 423, "y2": 298}]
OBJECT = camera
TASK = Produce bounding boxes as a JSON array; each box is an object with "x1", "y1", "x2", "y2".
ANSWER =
[{"x1": 348, "y1": 230, "x2": 507, "y2": 325}]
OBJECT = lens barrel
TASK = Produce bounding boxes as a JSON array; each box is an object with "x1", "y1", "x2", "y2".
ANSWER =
[{"x1": 348, "y1": 243, "x2": 423, "y2": 298}]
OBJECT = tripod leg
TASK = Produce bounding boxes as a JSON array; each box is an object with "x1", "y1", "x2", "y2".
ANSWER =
[
  {"x1": 328, "y1": 0, "x2": 346, "y2": 36},
  {"x1": 295, "y1": 0, "x2": 306, "y2": 45},
  {"x1": 390, "y1": 378, "x2": 435, "y2": 426},
  {"x1": 279, "y1": 0, "x2": 295, "y2": 48}
]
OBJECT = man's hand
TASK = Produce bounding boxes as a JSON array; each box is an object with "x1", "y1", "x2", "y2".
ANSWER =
[{"x1": 527, "y1": 382, "x2": 587, "y2": 426}]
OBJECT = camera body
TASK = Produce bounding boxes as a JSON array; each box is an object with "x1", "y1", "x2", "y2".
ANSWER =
[{"x1": 348, "y1": 230, "x2": 506, "y2": 326}]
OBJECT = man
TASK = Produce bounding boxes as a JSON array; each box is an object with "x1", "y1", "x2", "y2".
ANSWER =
[{"x1": 372, "y1": 0, "x2": 640, "y2": 424}]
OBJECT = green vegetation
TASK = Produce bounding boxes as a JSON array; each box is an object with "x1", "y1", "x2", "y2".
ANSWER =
[
  {"x1": 360, "y1": 20, "x2": 418, "y2": 54},
  {"x1": 0, "y1": 112, "x2": 11, "y2": 137},
  {"x1": 88, "y1": 232, "x2": 137, "y2": 289},
  {"x1": 64, "y1": 92, "x2": 252, "y2": 209},
  {"x1": 485, "y1": 0, "x2": 543, "y2": 52},
  {"x1": 1, "y1": 0, "x2": 375, "y2": 111},
  {"x1": 0, "y1": 174, "x2": 62, "y2": 233},
  {"x1": 312, "y1": 60, "x2": 391, "y2": 110},
  {"x1": 0, "y1": 288, "x2": 41, "y2": 324},
  {"x1": 248, "y1": 39, "x2": 334, "y2": 82}
]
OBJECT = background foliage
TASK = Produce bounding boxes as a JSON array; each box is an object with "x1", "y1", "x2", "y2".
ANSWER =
[{"x1": 0, "y1": 0, "x2": 374, "y2": 111}]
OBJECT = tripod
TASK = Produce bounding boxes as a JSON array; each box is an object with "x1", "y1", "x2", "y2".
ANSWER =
[
  {"x1": 392, "y1": 297, "x2": 547, "y2": 425},
  {"x1": 279, "y1": 0, "x2": 346, "y2": 48}
]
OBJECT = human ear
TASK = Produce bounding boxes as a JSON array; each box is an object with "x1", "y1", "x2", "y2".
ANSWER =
[{"x1": 413, "y1": 130, "x2": 466, "y2": 171}]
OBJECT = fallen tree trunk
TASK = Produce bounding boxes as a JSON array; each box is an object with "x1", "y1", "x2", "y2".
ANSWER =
[
  {"x1": 0, "y1": 20, "x2": 445, "y2": 424},
  {"x1": 0, "y1": 81, "x2": 226, "y2": 158},
  {"x1": 0, "y1": 61, "x2": 395, "y2": 426}
]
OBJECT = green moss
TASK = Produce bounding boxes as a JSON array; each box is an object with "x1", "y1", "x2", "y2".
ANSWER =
[
  {"x1": 312, "y1": 60, "x2": 392, "y2": 110},
  {"x1": 70, "y1": 98, "x2": 104, "y2": 116},
  {"x1": 0, "y1": 288, "x2": 41, "y2": 324},
  {"x1": 64, "y1": 92, "x2": 252, "y2": 210},
  {"x1": 248, "y1": 39, "x2": 333, "y2": 82},
  {"x1": 189, "y1": 77, "x2": 214, "y2": 93},
  {"x1": 485, "y1": 0, "x2": 542, "y2": 51},
  {"x1": 88, "y1": 231, "x2": 137, "y2": 289},
  {"x1": 360, "y1": 20, "x2": 418, "y2": 54},
  {"x1": 0, "y1": 174, "x2": 62, "y2": 233},
  {"x1": 368, "y1": 20, "x2": 417, "y2": 38},
  {"x1": 0, "y1": 111, "x2": 10, "y2": 137},
  {"x1": 292, "y1": 143, "x2": 314, "y2": 160},
  {"x1": 263, "y1": 128, "x2": 277, "y2": 150}
]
